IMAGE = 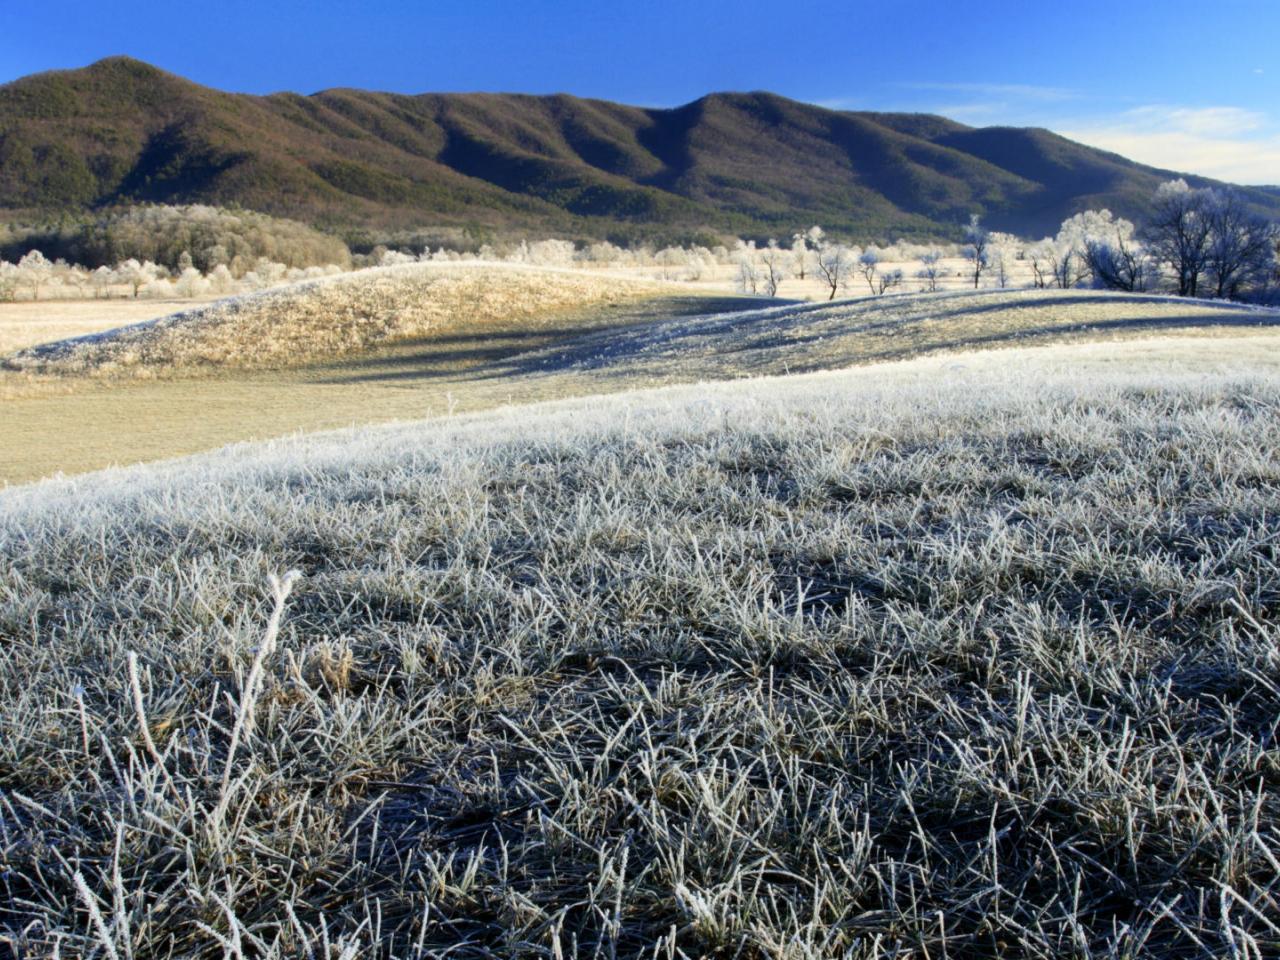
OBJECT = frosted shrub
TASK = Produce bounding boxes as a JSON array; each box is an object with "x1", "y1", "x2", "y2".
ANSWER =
[
  {"x1": 527, "y1": 239, "x2": 576, "y2": 266},
  {"x1": 379, "y1": 249, "x2": 417, "y2": 267},
  {"x1": 174, "y1": 267, "x2": 209, "y2": 299}
]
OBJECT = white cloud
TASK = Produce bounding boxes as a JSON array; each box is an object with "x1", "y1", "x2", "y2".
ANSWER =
[
  {"x1": 1123, "y1": 105, "x2": 1264, "y2": 137},
  {"x1": 810, "y1": 86, "x2": 1280, "y2": 185},
  {"x1": 1061, "y1": 105, "x2": 1280, "y2": 185}
]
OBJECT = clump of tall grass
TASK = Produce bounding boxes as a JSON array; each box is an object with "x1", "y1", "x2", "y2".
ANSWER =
[
  {"x1": 2, "y1": 262, "x2": 670, "y2": 378},
  {"x1": 1, "y1": 363, "x2": 1279, "y2": 957}
]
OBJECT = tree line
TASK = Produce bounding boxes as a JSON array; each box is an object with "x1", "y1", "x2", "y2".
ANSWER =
[
  {"x1": 1, "y1": 184, "x2": 1275, "y2": 304},
  {"x1": 763, "y1": 180, "x2": 1278, "y2": 302},
  {"x1": 0, "y1": 204, "x2": 351, "y2": 273}
]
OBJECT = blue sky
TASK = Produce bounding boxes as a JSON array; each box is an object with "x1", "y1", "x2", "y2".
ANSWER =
[{"x1": 2, "y1": 0, "x2": 1277, "y2": 183}]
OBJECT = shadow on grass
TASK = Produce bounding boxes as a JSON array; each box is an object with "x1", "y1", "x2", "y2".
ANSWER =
[
  {"x1": 311, "y1": 290, "x2": 1280, "y2": 389},
  {"x1": 312, "y1": 295, "x2": 789, "y2": 385}
]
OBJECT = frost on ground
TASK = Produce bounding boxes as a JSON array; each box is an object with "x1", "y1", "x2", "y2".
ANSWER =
[
  {"x1": 2, "y1": 357, "x2": 1280, "y2": 958},
  {"x1": 0, "y1": 262, "x2": 675, "y2": 377},
  {"x1": 509, "y1": 287, "x2": 1280, "y2": 381}
]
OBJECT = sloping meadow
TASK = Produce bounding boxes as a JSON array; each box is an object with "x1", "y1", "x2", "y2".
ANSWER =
[
  {"x1": 1, "y1": 363, "x2": 1279, "y2": 957},
  {"x1": 1, "y1": 263, "x2": 668, "y2": 377}
]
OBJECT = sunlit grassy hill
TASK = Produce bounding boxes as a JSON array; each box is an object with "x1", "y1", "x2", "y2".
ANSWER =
[
  {"x1": 1, "y1": 262, "x2": 679, "y2": 376},
  {"x1": 8, "y1": 274, "x2": 1275, "y2": 382}
]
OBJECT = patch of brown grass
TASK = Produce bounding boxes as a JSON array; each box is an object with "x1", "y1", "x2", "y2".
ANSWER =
[{"x1": 2, "y1": 263, "x2": 676, "y2": 378}]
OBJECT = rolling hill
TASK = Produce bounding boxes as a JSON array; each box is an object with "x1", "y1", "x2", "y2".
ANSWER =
[
  {"x1": 2, "y1": 56, "x2": 1278, "y2": 242},
  {"x1": 3, "y1": 261, "x2": 1278, "y2": 484}
]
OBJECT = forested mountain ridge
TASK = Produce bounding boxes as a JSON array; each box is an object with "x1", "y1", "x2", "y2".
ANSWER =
[{"x1": 2, "y1": 57, "x2": 1277, "y2": 241}]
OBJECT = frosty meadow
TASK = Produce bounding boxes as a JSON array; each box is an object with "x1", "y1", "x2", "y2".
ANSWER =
[{"x1": 3, "y1": 10, "x2": 1280, "y2": 957}]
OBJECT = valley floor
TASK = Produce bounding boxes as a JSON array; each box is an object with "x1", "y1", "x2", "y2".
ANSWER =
[{"x1": 2, "y1": 283, "x2": 1277, "y2": 485}]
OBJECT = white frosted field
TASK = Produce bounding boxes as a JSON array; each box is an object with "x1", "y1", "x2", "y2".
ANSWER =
[{"x1": 3, "y1": 327, "x2": 1279, "y2": 957}]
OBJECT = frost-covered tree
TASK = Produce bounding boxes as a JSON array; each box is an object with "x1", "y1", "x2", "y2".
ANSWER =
[
  {"x1": 760, "y1": 239, "x2": 789, "y2": 296},
  {"x1": 815, "y1": 242, "x2": 854, "y2": 300},
  {"x1": 790, "y1": 232, "x2": 808, "y2": 280},
  {"x1": 116, "y1": 259, "x2": 160, "y2": 298},
  {"x1": 1054, "y1": 210, "x2": 1124, "y2": 288},
  {"x1": 252, "y1": 258, "x2": 289, "y2": 287},
  {"x1": 583, "y1": 242, "x2": 622, "y2": 266},
  {"x1": 858, "y1": 249, "x2": 881, "y2": 295},
  {"x1": 916, "y1": 250, "x2": 943, "y2": 292},
  {"x1": 379, "y1": 249, "x2": 417, "y2": 267},
  {"x1": 1026, "y1": 240, "x2": 1054, "y2": 289},
  {"x1": 90, "y1": 265, "x2": 113, "y2": 299},
  {"x1": 733, "y1": 241, "x2": 760, "y2": 294},
  {"x1": 1144, "y1": 180, "x2": 1213, "y2": 297},
  {"x1": 1073, "y1": 212, "x2": 1150, "y2": 292},
  {"x1": 963, "y1": 215, "x2": 989, "y2": 288},
  {"x1": 17, "y1": 250, "x2": 52, "y2": 300},
  {"x1": 656, "y1": 247, "x2": 688, "y2": 281},
  {"x1": 791, "y1": 226, "x2": 823, "y2": 280},
  {"x1": 986, "y1": 233, "x2": 1020, "y2": 289},
  {"x1": 0, "y1": 261, "x2": 18, "y2": 302},
  {"x1": 1203, "y1": 190, "x2": 1277, "y2": 300},
  {"x1": 876, "y1": 267, "x2": 904, "y2": 295},
  {"x1": 175, "y1": 267, "x2": 209, "y2": 299},
  {"x1": 528, "y1": 239, "x2": 576, "y2": 267},
  {"x1": 684, "y1": 246, "x2": 716, "y2": 281},
  {"x1": 207, "y1": 264, "x2": 236, "y2": 295}
]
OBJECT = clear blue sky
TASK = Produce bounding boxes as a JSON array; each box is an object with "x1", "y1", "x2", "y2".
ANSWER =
[{"x1": 2, "y1": 0, "x2": 1278, "y2": 182}]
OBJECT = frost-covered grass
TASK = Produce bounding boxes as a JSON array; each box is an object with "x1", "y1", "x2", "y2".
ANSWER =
[
  {"x1": 1, "y1": 262, "x2": 676, "y2": 378},
  {"x1": 517, "y1": 287, "x2": 1280, "y2": 382},
  {"x1": 2, "y1": 356, "x2": 1280, "y2": 958}
]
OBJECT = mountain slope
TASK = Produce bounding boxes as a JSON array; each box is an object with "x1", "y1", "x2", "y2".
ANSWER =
[{"x1": 2, "y1": 57, "x2": 1278, "y2": 240}]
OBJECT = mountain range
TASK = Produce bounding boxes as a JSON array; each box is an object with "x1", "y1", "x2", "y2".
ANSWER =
[{"x1": 2, "y1": 56, "x2": 1278, "y2": 243}]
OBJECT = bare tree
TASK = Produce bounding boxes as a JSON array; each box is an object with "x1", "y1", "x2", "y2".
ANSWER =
[
  {"x1": 815, "y1": 242, "x2": 853, "y2": 300},
  {"x1": 858, "y1": 249, "x2": 880, "y2": 294},
  {"x1": 876, "y1": 268, "x2": 904, "y2": 295},
  {"x1": 760, "y1": 239, "x2": 789, "y2": 297},
  {"x1": 917, "y1": 250, "x2": 942, "y2": 291},
  {"x1": 733, "y1": 241, "x2": 760, "y2": 294},
  {"x1": 1083, "y1": 233, "x2": 1151, "y2": 292},
  {"x1": 1203, "y1": 190, "x2": 1277, "y2": 299},
  {"x1": 964, "y1": 214, "x2": 989, "y2": 288},
  {"x1": 987, "y1": 233, "x2": 1019, "y2": 289},
  {"x1": 1027, "y1": 240, "x2": 1053, "y2": 288},
  {"x1": 1144, "y1": 180, "x2": 1213, "y2": 297},
  {"x1": 791, "y1": 233, "x2": 807, "y2": 280}
]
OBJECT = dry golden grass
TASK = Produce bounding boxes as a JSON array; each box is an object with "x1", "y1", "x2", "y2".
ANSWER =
[
  {"x1": 0, "y1": 298, "x2": 220, "y2": 354},
  {"x1": 3, "y1": 263, "x2": 677, "y2": 378}
]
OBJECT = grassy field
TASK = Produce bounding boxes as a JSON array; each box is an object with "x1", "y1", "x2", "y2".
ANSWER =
[
  {"x1": 0, "y1": 298, "x2": 220, "y2": 355},
  {"x1": 2, "y1": 269, "x2": 1278, "y2": 485},
  {"x1": 2, "y1": 344, "x2": 1279, "y2": 957}
]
